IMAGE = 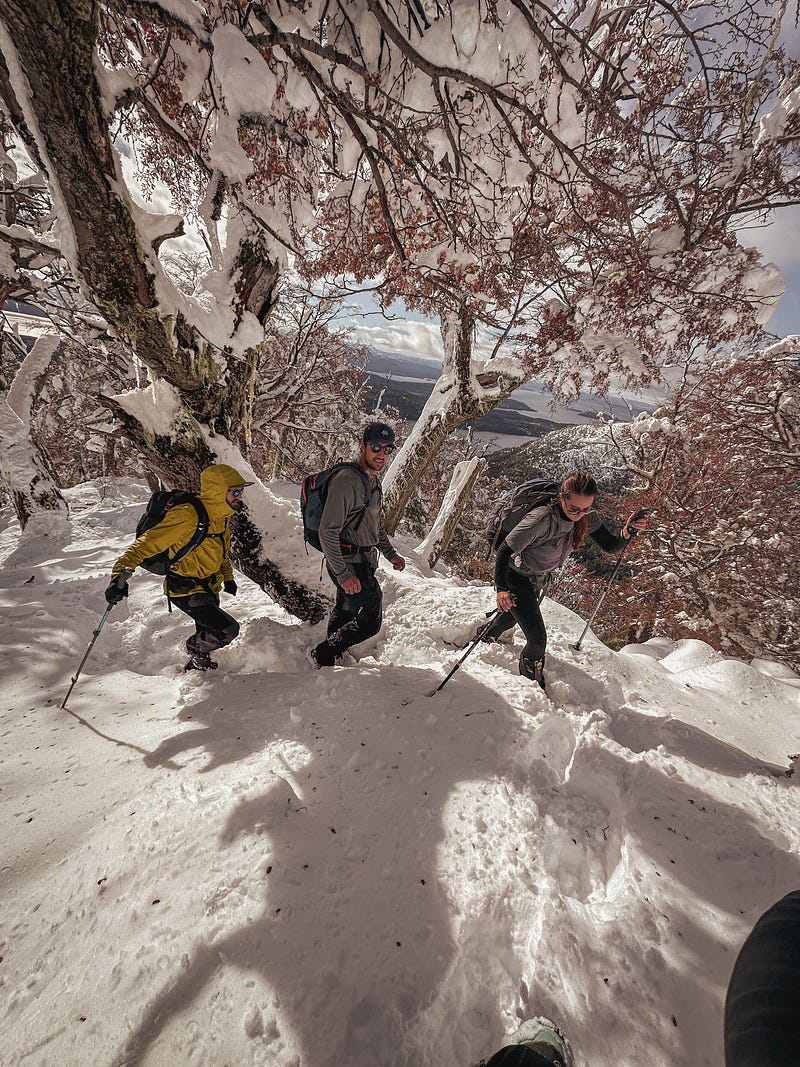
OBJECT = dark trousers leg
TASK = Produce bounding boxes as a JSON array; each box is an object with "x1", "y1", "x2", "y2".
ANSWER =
[
  {"x1": 327, "y1": 595, "x2": 355, "y2": 638},
  {"x1": 507, "y1": 571, "x2": 547, "y2": 676},
  {"x1": 483, "y1": 610, "x2": 517, "y2": 640},
  {"x1": 172, "y1": 592, "x2": 240, "y2": 653},
  {"x1": 485, "y1": 575, "x2": 547, "y2": 642},
  {"x1": 725, "y1": 890, "x2": 800, "y2": 1067},
  {"x1": 318, "y1": 559, "x2": 383, "y2": 659}
]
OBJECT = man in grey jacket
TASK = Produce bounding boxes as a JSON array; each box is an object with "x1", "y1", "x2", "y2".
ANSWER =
[{"x1": 310, "y1": 423, "x2": 405, "y2": 667}]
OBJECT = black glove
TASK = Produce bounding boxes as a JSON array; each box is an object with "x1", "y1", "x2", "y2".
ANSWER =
[
  {"x1": 105, "y1": 575, "x2": 129, "y2": 605},
  {"x1": 223, "y1": 580, "x2": 237, "y2": 596}
]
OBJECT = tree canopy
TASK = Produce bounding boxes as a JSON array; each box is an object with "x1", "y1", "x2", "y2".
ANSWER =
[{"x1": 1, "y1": 0, "x2": 798, "y2": 626}]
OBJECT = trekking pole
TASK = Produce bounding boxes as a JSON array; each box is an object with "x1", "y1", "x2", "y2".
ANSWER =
[
  {"x1": 428, "y1": 608, "x2": 499, "y2": 696},
  {"x1": 61, "y1": 569, "x2": 132, "y2": 710},
  {"x1": 571, "y1": 509, "x2": 648, "y2": 652}
]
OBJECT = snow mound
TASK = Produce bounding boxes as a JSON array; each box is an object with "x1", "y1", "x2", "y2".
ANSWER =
[
  {"x1": 660, "y1": 638, "x2": 722, "y2": 673},
  {"x1": 619, "y1": 637, "x2": 677, "y2": 661},
  {"x1": 751, "y1": 658, "x2": 800, "y2": 689}
]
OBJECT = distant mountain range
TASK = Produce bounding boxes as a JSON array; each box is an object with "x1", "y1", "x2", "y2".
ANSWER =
[
  {"x1": 484, "y1": 422, "x2": 628, "y2": 493},
  {"x1": 363, "y1": 347, "x2": 657, "y2": 439}
]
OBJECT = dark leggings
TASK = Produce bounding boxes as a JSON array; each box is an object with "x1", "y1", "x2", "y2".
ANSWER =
[
  {"x1": 490, "y1": 570, "x2": 547, "y2": 676},
  {"x1": 321, "y1": 556, "x2": 383, "y2": 657},
  {"x1": 725, "y1": 890, "x2": 800, "y2": 1066},
  {"x1": 172, "y1": 592, "x2": 239, "y2": 653}
]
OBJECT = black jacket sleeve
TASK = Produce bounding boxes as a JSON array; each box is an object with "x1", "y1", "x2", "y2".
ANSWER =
[
  {"x1": 495, "y1": 542, "x2": 513, "y2": 591},
  {"x1": 588, "y1": 522, "x2": 627, "y2": 553}
]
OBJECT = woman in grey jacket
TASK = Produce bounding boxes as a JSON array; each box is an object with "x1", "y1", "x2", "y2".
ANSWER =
[{"x1": 492, "y1": 470, "x2": 647, "y2": 692}]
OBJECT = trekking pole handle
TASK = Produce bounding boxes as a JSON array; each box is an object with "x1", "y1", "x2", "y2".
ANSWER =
[
  {"x1": 113, "y1": 567, "x2": 134, "y2": 589},
  {"x1": 624, "y1": 507, "x2": 649, "y2": 538}
]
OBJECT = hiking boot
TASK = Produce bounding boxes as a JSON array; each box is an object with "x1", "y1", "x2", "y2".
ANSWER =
[
  {"x1": 520, "y1": 655, "x2": 547, "y2": 692},
  {"x1": 475, "y1": 1017, "x2": 574, "y2": 1067},
  {"x1": 185, "y1": 633, "x2": 218, "y2": 671},
  {"x1": 184, "y1": 652, "x2": 218, "y2": 672},
  {"x1": 511, "y1": 1016, "x2": 573, "y2": 1067},
  {"x1": 308, "y1": 641, "x2": 337, "y2": 668}
]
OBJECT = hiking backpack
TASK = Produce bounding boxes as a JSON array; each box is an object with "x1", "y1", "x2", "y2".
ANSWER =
[
  {"x1": 300, "y1": 462, "x2": 371, "y2": 552},
  {"x1": 485, "y1": 477, "x2": 560, "y2": 551},
  {"x1": 135, "y1": 490, "x2": 210, "y2": 575}
]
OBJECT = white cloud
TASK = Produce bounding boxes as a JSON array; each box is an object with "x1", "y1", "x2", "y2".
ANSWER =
[
  {"x1": 348, "y1": 318, "x2": 444, "y2": 361},
  {"x1": 737, "y1": 206, "x2": 800, "y2": 270}
]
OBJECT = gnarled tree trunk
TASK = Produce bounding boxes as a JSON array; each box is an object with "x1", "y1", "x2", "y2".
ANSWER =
[
  {"x1": 0, "y1": 1, "x2": 331, "y2": 620},
  {"x1": 416, "y1": 457, "x2": 486, "y2": 568},
  {"x1": 0, "y1": 335, "x2": 67, "y2": 528},
  {"x1": 382, "y1": 303, "x2": 524, "y2": 534}
]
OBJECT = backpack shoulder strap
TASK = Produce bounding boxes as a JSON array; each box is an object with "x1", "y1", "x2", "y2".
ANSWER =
[
  {"x1": 168, "y1": 495, "x2": 209, "y2": 568},
  {"x1": 338, "y1": 462, "x2": 371, "y2": 497},
  {"x1": 328, "y1": 463, "x2": 371, "y2": 530}
]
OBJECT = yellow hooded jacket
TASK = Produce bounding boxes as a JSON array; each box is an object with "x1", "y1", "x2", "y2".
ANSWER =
[{"x1": 112, "y1": 464, "x2": 250, "y2": 597}]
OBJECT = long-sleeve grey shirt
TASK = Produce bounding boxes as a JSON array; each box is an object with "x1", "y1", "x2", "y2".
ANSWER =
[
  {"x1": 318, "y1": 463, "x2": 397, "y2": 582},
  {"x1": 495, "y1": 503, "x2": 626, "y2": 589}
]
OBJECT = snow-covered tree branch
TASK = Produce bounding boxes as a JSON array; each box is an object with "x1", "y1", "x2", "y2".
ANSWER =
[{"x1": 0, "y1": 0, "x2": 798, "y2": 618}]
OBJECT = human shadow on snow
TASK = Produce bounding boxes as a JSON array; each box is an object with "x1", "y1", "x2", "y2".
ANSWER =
[
  {"x1": 114, "y1": 665, "x2": 526, "y2": 1067},
  {"x1": 111, "y1": 662, "x2": 800, "y2": 1067}
]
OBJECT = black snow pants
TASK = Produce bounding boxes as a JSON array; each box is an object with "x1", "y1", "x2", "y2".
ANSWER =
[
  {"x1": 488, "y1": 570, "x2": 548, "y2": 678},
  {"x1": 725, "y1": 889, "x2": 800, "y2": 1066},
  {"x1": 315, "y1": 553, "x2": 383, "y2": 663},
  {"x1": 172, "y1": 591, "x2": 240, "y2": 654}
]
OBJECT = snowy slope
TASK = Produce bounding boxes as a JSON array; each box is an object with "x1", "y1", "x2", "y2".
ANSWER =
[{"x1": 1, "y1": 480, "x2": 798, "y2": 1067}]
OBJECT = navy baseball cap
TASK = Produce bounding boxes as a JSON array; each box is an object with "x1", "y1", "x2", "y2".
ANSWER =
[{"x1": 362, "y1": 422, "x2": 396, "y2": 447}]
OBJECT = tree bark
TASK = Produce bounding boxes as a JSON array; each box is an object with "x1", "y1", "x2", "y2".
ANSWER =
[
  {"x1": 0, "y1": 1, "x2": 328, "y2": 618},
  {"x1": 416, "y1": 457, "x2": 486, "y2": 567},
  {"x1": 0, "y1": 335, "x2": 67, "y2": 528},
  {"x1": 381, "y1": 303, "x2": 524, "y2": 534},
  {"x1": 0, "y1": 0, "x2": 281, "y2": 429}
]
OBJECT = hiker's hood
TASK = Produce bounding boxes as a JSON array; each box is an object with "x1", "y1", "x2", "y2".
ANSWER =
[{"x1": 200, "y1": 464, "x2": 252, "y2": 518}]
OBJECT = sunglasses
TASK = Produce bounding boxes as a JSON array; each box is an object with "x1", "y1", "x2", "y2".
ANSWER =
[
  {"x1": 228, "y1": 486, "x2": 245, "y2": 499},
  {"x1": 368, "y1": 443, "x2": 395, "y2": 455},
  {"x1": 560, "y1": 495, "x2": 593, "y2": 515}
]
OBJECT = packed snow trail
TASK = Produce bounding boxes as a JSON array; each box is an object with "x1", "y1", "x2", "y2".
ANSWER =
[{"x1": 1, "y1": 481, "x2": 798, "y2": 1067}]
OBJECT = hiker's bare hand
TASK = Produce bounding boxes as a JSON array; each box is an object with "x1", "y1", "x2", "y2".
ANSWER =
[
  {"x1": 342, "y1": 575, "x2": 361, "y2": 595},
  {"x1": 497, "y1": 590, "x2": 515, "y2": 612},
  {"x1": 623, "y1": 511, "x2": 649, "y2": 539},
  {"x1": 390, "y1": 555, "x2": 405, "y2": 571}
]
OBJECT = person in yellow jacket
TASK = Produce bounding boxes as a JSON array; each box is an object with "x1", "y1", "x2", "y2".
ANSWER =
[{"x1": 105, "y1": 464, "x2": 252, "y2": 670}]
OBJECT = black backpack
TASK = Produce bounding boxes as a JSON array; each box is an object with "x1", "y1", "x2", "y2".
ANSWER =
[
  {"x1": 300, "y1": 462, "x2": 371, "y2": 552},
  {"x1": 135, "y1": 490, "x2": 209, "y2": 575},
  {"x1": 485, "y1": 477, "x2": 559, "y2": 551}
]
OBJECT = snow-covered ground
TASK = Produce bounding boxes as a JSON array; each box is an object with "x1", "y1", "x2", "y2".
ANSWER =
[{"x1": 1, "y1": 479, "x2": 798, "y2": 1067}]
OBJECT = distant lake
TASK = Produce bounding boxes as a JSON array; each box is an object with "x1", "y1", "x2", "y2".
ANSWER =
[{"x1": 363, "y1": 347, "x2": 657, "y2": 439}]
